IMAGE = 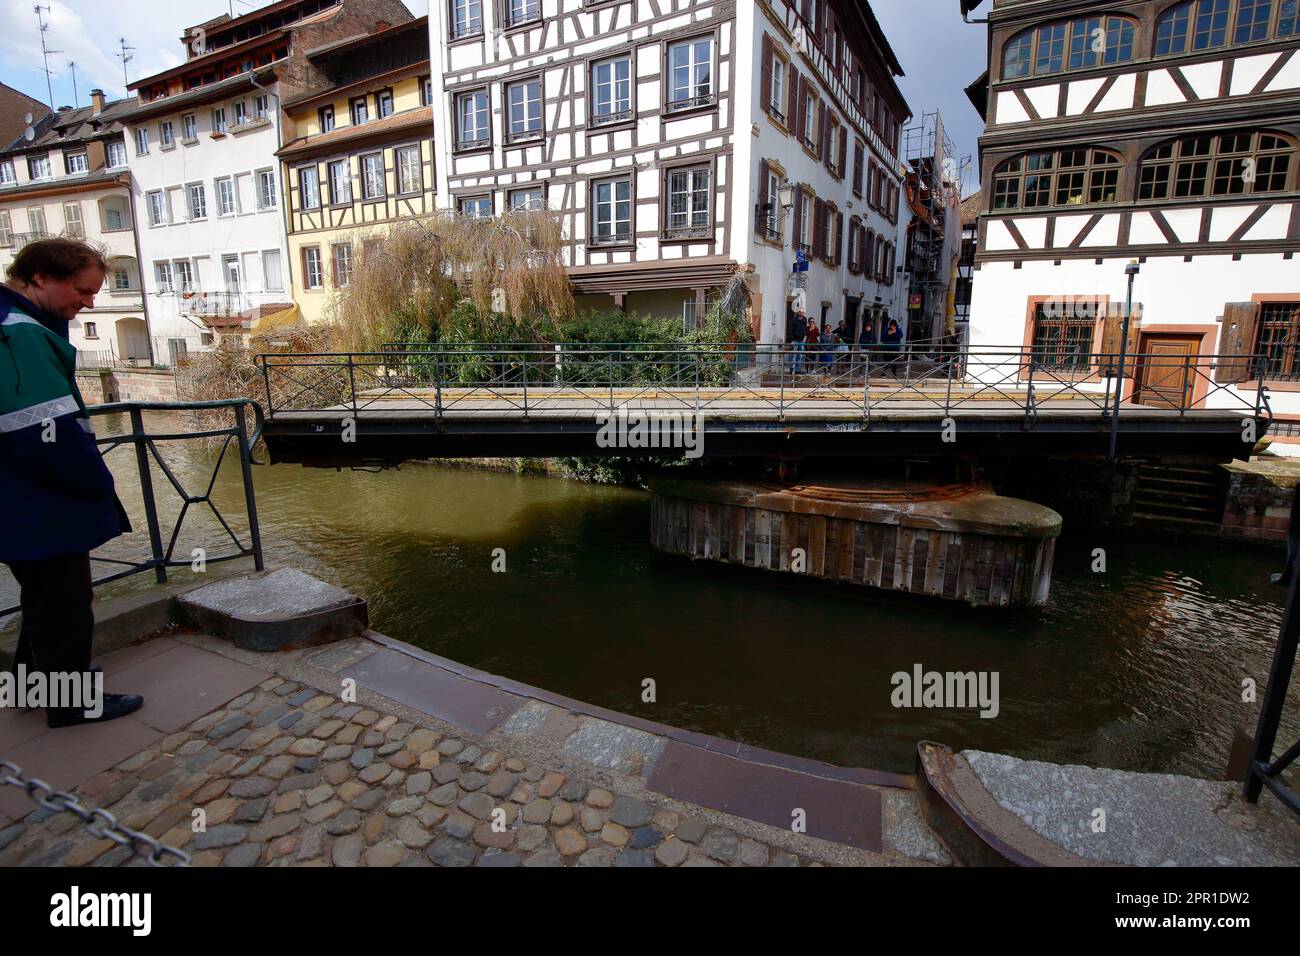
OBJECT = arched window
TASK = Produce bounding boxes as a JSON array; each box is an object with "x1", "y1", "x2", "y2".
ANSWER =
[
  {"x1": 1138, "y1": 130, "x2": 1296, "y2": 200},
  {"x1": 1155, "y1": 0, "x2": 1295, "y2": 55},
  {"x1": 1001, "y1": 15, "x2": 1137, "y2": 79},
  {"x1": 992, "y1": 149, "x2": 1122, "y2": 209}
]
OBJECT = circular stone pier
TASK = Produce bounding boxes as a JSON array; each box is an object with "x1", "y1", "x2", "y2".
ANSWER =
[{"x1": 650, "y1": 478, "x2": 1062, "y2": 608}]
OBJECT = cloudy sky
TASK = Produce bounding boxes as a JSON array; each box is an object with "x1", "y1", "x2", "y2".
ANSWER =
[{"x1": 0, "y1": 0, "x2": 987, "y2": 186}]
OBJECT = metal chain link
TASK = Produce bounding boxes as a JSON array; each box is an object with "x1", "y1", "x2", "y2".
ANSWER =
[{"x1": 0, "y1": 760, "x2": 190, "y2": 867}]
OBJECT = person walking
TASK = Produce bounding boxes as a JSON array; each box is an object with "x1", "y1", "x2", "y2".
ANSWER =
[
  {"x1": 806, "y1": 320, "x2": 821, "y2": 374},
  {"x1": 790, "y1": 309, "x2": 807, "y2": 374},
  {"x1": 1, "y1": 239, "x2": 143, "y2": 728},
  {"x1": 882, "y1": 318, "x2": 905, "y2": 377}
]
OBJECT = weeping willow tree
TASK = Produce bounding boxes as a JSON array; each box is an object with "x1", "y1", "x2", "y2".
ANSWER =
[{"x1": 328, "y1": 207, "x2": 574, "y2": 353}]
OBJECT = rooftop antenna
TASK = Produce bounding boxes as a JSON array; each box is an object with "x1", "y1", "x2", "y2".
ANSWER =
[
  {"x1": 959, "y1": 0, "x2": 989, "y2": 24},
  {"x1": 34, "y1": 6, "x2": 62, "y2": 112},
  {"x1": 67, "y1": 60, "x2": 79, "y2": 106},
  {"x1": 116, "y1": 37, "x2": 136, "y2": 88}
]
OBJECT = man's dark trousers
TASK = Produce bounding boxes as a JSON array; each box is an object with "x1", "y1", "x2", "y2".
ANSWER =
[{"x1": 6, "y1": 552, "x2": 95, "y2": 677}]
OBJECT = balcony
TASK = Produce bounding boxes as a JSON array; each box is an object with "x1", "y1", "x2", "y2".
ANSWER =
[
  {"x1": 10, "y1": 231, "x2": 54, "y2": 251},
  {"x1": 589, "y1": 108, "x2": 634, "y2": 130},
  {"x1": 174, "y1": 291, "x2": 251, "y2": 317},
  {"x1": 665, "y1": 93, "x2": 716, "y2": 115},
  {"x1": 454, "y1": 134, "x2": 491, "y2": 153},
  {"x1": 755, "y1": 206, "x2": 783, "y2": 244}
]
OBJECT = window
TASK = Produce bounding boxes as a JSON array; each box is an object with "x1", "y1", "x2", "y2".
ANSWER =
[
  {"x1": 509, "y1": 187, "x2": 543, "y2": 211},
  {"x1": 847, "y1": 216, "x2": 861, "y2": 272},
  {"x1": 254, "y1": 94, "x2": 270, "y2": 119},
  {"x1": 174, "y1": 259, "x2": 194, "y2": 292},
  {"x1": 591, "y1": 57, "x2": 633, "y2": 126},
  {"x1": 105, "y1": 205, "x2": 124, "y2": 231},
  {"x1": 853, "y1": 140, "x2": 865, "y2": 197},
  {"x1": 506, "y1": 79, "x2": 542, "y2": 141},
  {"x1": 762, "y1": 35, "x2": 786, "y2": 124},
  {"x1": 63, "y1": 202, "x2": 83, "y2": 237},
  {"x1": 1138, "y1": 131, "x2": 1294, "y2": 199},
  {"x1": 28, "y1": 207, "x2": 46, "y2": 235},
  {"x1": 303, "y1": 246, "x2": 323, "y2": 289},
  {"x1": 300, "y1": 165, "x2": 321, "y2": 209},
  {"x1": 212, "y1": 108, "x2": 227, "y2": 134},
  {"x1": 182, "y1": 114, "x2": 198, "y2": 140},
  {"x1": 1257, "y1": 301, "x2": 1300, "y2": 379},
  {"x1": 451, "y1": 0, "x2": 482, "y2": 38},
  {"x1": 455, "y1": 90, "x2": 490, "y2": 150},
  {"x1": 257, "y1": 169, "x2": 277, "y2": 209},
  {"x1": 319, "y1": 106, "x2": 335, "y2": 132},
  {"x1": 351, "y1": 96, "x2": 369, "y2": 126},
  {"x1": 1154, "y1": 0, "x2": 1270, "y2": 54},
  {"x1": 665, "y1": 166, "x2": 711, "y2": 239},
  {"x1": 0, "y1": 160, "x2": 13, "y2": 184},
  {"x1": 992, "y1": 148, "x2": 1122, "y2": 209},
  {"x1": 1236, "y1": 0, "x2": 1273, "y2": 40},
  {"x1": 361, "y1": 153, "x2": 385, "y2": 199},
  {"x1": 458, "y1": 195, "x2": 493, "y2": 219},
  {"x1": 233, "y1": 101, "x2": 248, "y2": 127},
  {"x1": 160, "y1": 121, "x2": 174, "y2": 147},
  {"x1": 666, "y1": 37, "x2": 714, "y2": 112},
  {"x1": 421, "y1": 76, "x2": 433, "y2": 106},
  {"x1": 217, "y1": 177, "x2": 237, "y2": 216},
  {"x1": 1030, "y1": 300, "x2": 1099, "y2": 371},
  {"x1": 822, "y1": 206, "x2": 838, "y2": 263},
  {"x1": 756, "y1": 162, "x2": 783, "y2": 242},
  {"x1": 397, "y1": 146, "x2": 421, "y2": 193},
  {"x1": 827, "y1": 123, "x2": 841, "y2": 176},
  {"x1": 1282, "y1": 0, "x2": 1299, "y2": 35},
  {"x1": 377, "y1": 90, "x2": 394, "y2": 119},
  {"x1": 591, "y1": 177, "x2": 631, "y2": 244},
  {"x1": 798, "y1": 190, "x2": 812, "y2": 252},
  {"x1": 155, "y1": 261, "x2": 174, "y2": 292},
  {"x1": 1003, "y1": 16, "x2": 1138, "y2": 78},
  {"x1": 188, "y1": 183, "x2": 207, "y2": 220},
  {"x1": 333, "y1": 243, "x2": 353, "y2": 288},
  {"x1": 84, "y1": 322, "x2": 97, "y2": 338},
  {"x1": 113, "y1": 267, "x2": 131, "y2": 291},
  {"x1": 506, "y1": 0, "x2": 539, "y2": 27},
  {"x1": 803, "y1": 91, "x2": 818, "y2": 150},
  {"x1": 263, "y1": 250, "x2": 283, "y2": 291},
  {"x1": 64, "y1": 150, "x2": 89, "y2": 174},
  {"x1": 0, "y1": 211, "x2": 10, "y2": 246},
  {"x1": 329, "y1": 160, "x2": 352, "y2": 204},
  {"x1": 29, "y1": 155, "x2": 52, "y2": 179},
  {"x1": 135, "y1": 128, "x2": 149, "y2": 155}
]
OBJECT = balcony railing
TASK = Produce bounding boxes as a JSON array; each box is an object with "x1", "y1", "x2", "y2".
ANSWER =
[
  {"x1": 174, "y1": 291, "x2": 250, "y2": 317},
  {"x1": 665, "y1": 93, "x2": 716, "y2": 114},
  {"x1": 588, "y1": 231, "x2": 632, "y2": 247},
  {"x1": 455, "y1": 134, "x2": 490, "y2": 152},
  {"x1": 590, "y1": 108, "x2": 634, "y2": 128},
  {"x1": 11, "y1": 231, "x2": 53, "y2": 250}
]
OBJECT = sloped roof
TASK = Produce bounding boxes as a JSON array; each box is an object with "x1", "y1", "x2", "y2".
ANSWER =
[
  {"x1": 0, "y1": 83, "x2": 52, "y2": 150},
  {"x1": 2, "y1": 96, "x2": 134, "y2": 156},
  {"x1": 960, "y1": 191, "x2": 982, "y2": 226},
  {"x1": 277, "y1": 105, "x2": 432, "y2": 157}
]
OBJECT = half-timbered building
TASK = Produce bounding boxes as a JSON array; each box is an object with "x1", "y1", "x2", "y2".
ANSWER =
[
  {"x1": 426, "y1": 0, "x2": 910, "y2": 343},
  {"x1": 965, "y1": 0, "x2": 1300, "y2": 415},
  {"x1": 279, "y1": 17, "x2": 436, "y2": 322}
]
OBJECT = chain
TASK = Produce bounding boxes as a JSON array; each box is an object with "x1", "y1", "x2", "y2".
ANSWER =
[{"x1": 0, "y1": 760, "x2": 190, "y2": 867}]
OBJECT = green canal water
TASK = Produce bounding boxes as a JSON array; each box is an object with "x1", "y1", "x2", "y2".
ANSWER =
[{"x1": 4, "y1": 411, "x2": 1297, "y2": 778}]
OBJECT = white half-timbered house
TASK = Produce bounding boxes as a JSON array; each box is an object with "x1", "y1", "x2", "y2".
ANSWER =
[
  {"x1": 427, "y1": 0, "x2": 911, "y2": 344},
  {"x1": 965, "y1": 0, "x2": 1300, "y2": 419}
]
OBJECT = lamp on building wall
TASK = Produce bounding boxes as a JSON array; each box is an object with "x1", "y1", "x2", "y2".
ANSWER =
[{"x1": 778, "y1": 181, "x2": 795, "y2": 211}]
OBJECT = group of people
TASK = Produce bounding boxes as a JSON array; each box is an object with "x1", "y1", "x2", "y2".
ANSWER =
[{"x1": 788, "y1": 311, "x2": 904, "y2": 375}]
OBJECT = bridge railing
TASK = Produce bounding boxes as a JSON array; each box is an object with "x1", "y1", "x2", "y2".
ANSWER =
[{"x1": 255, "y1": 344, "x2": 1271, "y2": 423}]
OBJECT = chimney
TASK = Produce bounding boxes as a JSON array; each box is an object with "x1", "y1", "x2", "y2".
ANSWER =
[{"x1": 90, "y1": 89, "x2": 106, "y2": 114}]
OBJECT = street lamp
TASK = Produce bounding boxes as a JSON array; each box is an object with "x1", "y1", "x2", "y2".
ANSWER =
[
  {"x1": 778, "y1": 182, "x2": 795, "y2": 211},
  {"x1": 1108, "y1": 259, "x2": 1141, "y2": 462}
]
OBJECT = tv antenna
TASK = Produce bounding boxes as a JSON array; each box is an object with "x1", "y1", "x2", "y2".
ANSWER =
[
  {"x1": 116, "y1": 37, "x2": 136, "y2": 88},
  {"x1": 34, "y1": 6, "x2": 62, "y2": 111},
  {"x1": 67, "y1": 60, "x2": 79, "y2": 106}
]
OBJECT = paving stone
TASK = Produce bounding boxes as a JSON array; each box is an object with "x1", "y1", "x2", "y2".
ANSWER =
[
  {"x1": 217, "y1": 729, "x2": 252, "y2": 751},
  {"x1": 428, "y1": 838, "x2": 476, "y2": 867},
  {"x1": 416, "y1": 806, "x2": 448, "y2": 829},
  {"x1": 241, "y1": 726, "x2": 280, "y2": 751},
  {"x1": 351, "y1": 789, "x2": 386, "y2": 812},
  {"x1": 261, "y1": 677, "x2": 285, "y2": 691},
  {"x1": 228, "y1": 777, "x2": 276, "y2": 799},
  {"x1": 274, "y1": 682, "x2": 300, "y2": 698},
  {"x1": 418, "y1": 750, "x2": 439, "y2": 770},
  {"x1": 601, "y1": 822, "x2": 630, "y2": 847},
  {"x1": 432, "y1": 763, "x2": 461, "y2": 786},
  {"x1": 262, "y1": 755, "x2": 296, "y2": 780},
  {"x1": 0, "y1": 825, "x2": 27, "y2": 854},
  {"x1": 550, "y1": 801, "x2": 574, "y2": 827},
  {"x1": 406, "y1": 729, "x2": 439, "y2": 753},
  {"x1": 524, "y1": 849, "x2": 564, "y2": 868},
  {"x1": 484, "y1": 771, "x2": 518, "y2": 798},
  {"x1": 209, "y1": 754, "x2": 242, "y2": 776},
  {"x1": 138, "y1": 775, "x2": 180, "y2": 802},
  {"x1": 232, "y1": 756, "x2": 265, "y2": 778},
  {"x1": 505, "y1": 758, "x2": 526, "y2": 773},
  {"x1": 516, "y1": 824, "x2": 549, "y2": 853},
  {"x1": 336, "y1": 705, "x2": 361, "y2": 720},
  {"x1": 274, "y1": 792, "x2": 302, "y2": 814},
  {"x1": 64, "y1": 838, "x2": 116, "y2": 867},
  {"x1": 351, "y1": 710, "x2": 379, "y2": 726},
  {"x1": 350, "y1": 748, "x2": 375, "y2": 770},
  {"x1": 395, "y1": 816, "x2": 433, "y2": 849},
  {"x1": 175, "y1": 775, "x2": 210, "y2": 801},
  {"x1": 362, "y1": 813, "x2": 387, "y2": 845},
  {"x1": 405, "y1": 772, "x2": 432, "y2": 796},
  {"x1": 702, "y1": 828, "x2": 739, "y2": 863},
  {"x1": 268, "y1": 835, "x2": 298, "y2": 860},
  {"x1": 207, "y1": 715, "x2": 252, "y2": 741},
  {"x1": 458, "y1": 792, "x2": 494, "y2": 820},
  {"x1": 335, "y1": 724, "x2": 363, "y2": 745},
  {"x1": 159, "y1": 733, "x2": 190, "y2": 752},
  {"x1": 191, "y1": 825, "x2": 247, "y2": 851},
  {"x1": 223, "y1": 844, "x2": 262, "y2": 867},
  {"x1": 676, "y1": 817, "x2": 707, "y2": 844},
  {"x1": 295, "y1": 714, "x2": 324, "y2": 736},
  {"x1": 554, "y1": 827, "x2": 586, "y2": 857},
  {"x1": 609, "y1": 796, "x2": 652, "y2": 829},
  {"x1": 323, "y1": 763, "x2": 351, "y2": 786},
  {"x1": 331, "y1": 833, "x2": 363, "y2": 867},
  {"x1": 383, "y1": 769, "x2": 407, "y2": 789},
  {"x1": 473, "y1": 821, "x2": 515, "y2": 849},
  {"x1": 358, "y1": 764, "x2": 389, "y2": 785},
  {"x1": 770, "y1": 850, "x2": 799, "y2": 867},
  {"x1": 578, "y1": 847, "x2": 613, "y2": 867},
  {"x1": 586, "y1": 788, "x2": 614, "y2": 809},
  {"x1": 251, "y1": 814, "x2": 300, "y2": 842},
  {"x1": 188, "y1": 712, "x2": 227, "y2": 734},
  {"x1": 361, "y1": 731, "x2": 385, "y2": 747},
  {"x1": 559, "y1": 778, "x2": 588, "y2": 802},
  {"x1": 629, "y1": 827, "x2": 664, "y2": 850},
  {"x1": 537, "y1": 772, "x2": 566, "y2": 798},
  {"x1": 94, "y1": 846, "x2": 135, "y2": 868},
  {"x1": 337, "y1": 781, "x2": 367, "y2": 804},
  {"x1": 265, "y1": 737, "x2": 294, "y2": 756},
  {"x1": 509, "y1": 785, "x2": 532, "y2": 804},
  {"x1": 615, "y1": 849, "x2": 655, "y2": 868},
  {"x1": 229, "y1": 692, "x2": 256, "y2": 710},
  {"x1": 522, "y1": 800, "x2": 553, "y2": 825},
  {"x1": 458, "y1": 771, "x2": 487, "y2": 792},
  {"x1": 302, "y1": 695, "x2": 334, "y2": 714},
  {"x1": 233, "y1": 799, "x2": 270, "y2": 824},
  {"x1": 253, "y1": 703, "x2": 290, "y2": 728},
  {"x1": 304, "y1": 785, "x2": 334, "y2": 808},
  {"x1": 683, "y1": 855, "x2": 722, "y2": 867},
  {"x1": 185, "y1": 750, "x2": 222, "y2": 773},
  {"x1": 287, "y1": 689, "x2": 316, "y2": 707},
  {"x1": 385, "y1": 796, "x2": 423, "y2": 817},
  {"x1": 322, "y1": 744, "x2": 352, "y2": 762},
  {"x1": 204, "y1": 799, "x2": 238, "y2": 826},
  {"x1": 303, "y1": 800, "x2": 344, "y2": 824},
  {"x1": 474, "y1": 752, "x2": 502, "y2": 774},
  {"x1": 297, "y1": 826, "x2": 324, "y2": 861},
  {"x1": 326, "y1": 810, "x2": 362, "y2": 835},
  {"x1": 441, "y1": 811, "x2": 476, "y2": 840},
  {"x1": 289, "y1": 739, "x2": 325, "y2": 757},
  {"x1": 177, "y1": 740, "x2": 207, "y2": 756},
  {"x1": 738, "y1": 839, "x2": 770, "y2": 867},
  {"x1": 429, "y1": 783, "x2": 459, "y2": 806},
  {"x1": 387, "y1": 750, "x2": 416, "y2": 770},
  {"x1": 385, "y1": 721, "x2": 413, "y2": 742},
  {"x1": 655, "y1": 838, "x2": 689, "y2": 867},
  {"x1": 278, "y1": 773, "x2": 320, "y2": 794},
  {"x1": 436, "y1": 739, "x2": 464, "y2": 757},
  {"x1": 525, "y1": 766, "x2": 547, "y2": 784},
  {"x1": 278, "y1": 712, "x2": 304, "y2": 731},
  {"x1": 477, "y1": 852, "x2": 521, "y2": 867},
  {"x1": 373, "y1": 716, "x2": 398, "y2": 733},
  {"x1": 651, "y1": 810, "x2": 680, "y2": 832}
]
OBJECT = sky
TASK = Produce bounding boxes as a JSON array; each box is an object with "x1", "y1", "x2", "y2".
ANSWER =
[{"x1": 0, "y1": 0, "x2": 987, "y2": 187}]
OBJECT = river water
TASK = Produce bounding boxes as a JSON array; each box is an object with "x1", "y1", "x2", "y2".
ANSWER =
[{"x1": 3, "y1": 411, "x2": 1296, "y2": 778}]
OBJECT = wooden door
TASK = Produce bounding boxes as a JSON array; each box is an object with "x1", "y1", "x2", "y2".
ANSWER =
[{"x1": 1133, "y1": 335, "x2": 1201, "y2": 409}]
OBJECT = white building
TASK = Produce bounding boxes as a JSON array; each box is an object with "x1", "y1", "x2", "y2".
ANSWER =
[
  {"x1": 427, "y1": 0, "x2": 910, "y2": 344},
  {"x1": 964, "y1": 0, "x2": 1300, "y2": 421}
]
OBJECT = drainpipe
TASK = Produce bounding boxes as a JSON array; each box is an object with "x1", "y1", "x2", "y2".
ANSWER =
[{"x1": 119, "y1": 169, "x2": 156, "y2": 367}]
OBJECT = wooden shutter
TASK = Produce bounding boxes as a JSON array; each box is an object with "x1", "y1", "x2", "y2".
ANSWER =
[
  {"x1": 837, "y1": 127, "x2": 848, "y2": 180},
  {"x1": 756, "y1": 160, "x2": 770, "y2": 239},
  {"x1": 761, "y1": 36, "x2": 773, "y2": 117},
  {"x1": 834, "y1": 211, "x2": 843, "y2": 266},
  {"x1": 812, "y1": 199, "x2": 823, "y2": 259},
  {"x1": 1216, "y1": 302, "x2": 1261, "y2": 383},
  {"x1": 796, "y1": 77, "x2": 809, "y2": 145},
  {"x1": 792, "y1": 189, "x2": 804, "y2": 251},
  {"x1": 787, "y1": 64, "x2": 800, "y2": 136},
  {"x1": 819, "y1": 106, "x2": 830, "y2": 163},
  {"x1": 853, "y1": 142, "x2": 864, "y2": 195}
]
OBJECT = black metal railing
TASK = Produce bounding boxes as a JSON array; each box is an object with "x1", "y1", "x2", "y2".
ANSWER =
[{"x1": 1, "y1": 400, "x2": 265, "y2": 618}]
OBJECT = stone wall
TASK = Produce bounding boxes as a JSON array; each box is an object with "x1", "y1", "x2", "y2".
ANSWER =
[
  {"x1": 76, "y1": 368, "x2": 178, "y2": 405},
  {"x1": 1221, "y1": 461, "x2": 1300, "y2": 543}
]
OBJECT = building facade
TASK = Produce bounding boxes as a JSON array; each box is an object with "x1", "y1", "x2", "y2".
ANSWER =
[
  {"x1": 965, "y1": 0, "x2": 1300, "y2": 415},
  {"x1": 0, "y1": 91, "x2": 149, "y2": 362},
  {"x1": 279, "y1": 17, "x2": 436, "y2": 322},
  {"x1": 426, "y1": 0, "x2": 910, "y2": 343},
  {"x1": 119, "y1": 0, "x2": 413, "y2": 358}
]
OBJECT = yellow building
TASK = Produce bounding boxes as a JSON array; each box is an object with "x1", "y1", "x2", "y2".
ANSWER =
[{"x1": 278, "y1": 17, "x2": 435, "y2": 324}]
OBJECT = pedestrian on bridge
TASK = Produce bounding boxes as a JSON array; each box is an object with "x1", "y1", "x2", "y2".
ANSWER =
[
  {"x1": 1, "y1": 239, "x2": 143, "y2": 728},
  {"x1": 790, "y1": 309, "x2": 807, "y2": 374},
  {"x1": 882, "y1": 318, "x2": 905, "y2": 377}
]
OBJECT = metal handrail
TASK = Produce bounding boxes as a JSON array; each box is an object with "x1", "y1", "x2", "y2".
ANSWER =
[{"x1": 1, "y1": 400, "x2": 265, "y2": 618}]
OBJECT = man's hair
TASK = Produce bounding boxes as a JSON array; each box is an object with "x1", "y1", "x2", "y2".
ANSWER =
[{"x1": 5, "y1": 238, "x2": 109, "y2": 285}]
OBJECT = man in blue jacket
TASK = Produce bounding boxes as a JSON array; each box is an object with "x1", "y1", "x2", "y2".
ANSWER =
[{"x1": 1, "y1": 238, "x2": 143, "y2": 727}]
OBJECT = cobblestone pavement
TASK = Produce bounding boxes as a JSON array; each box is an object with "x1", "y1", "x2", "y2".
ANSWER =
[{"x1": 0, "y1": 678, "x2": 831, "y2": 867}]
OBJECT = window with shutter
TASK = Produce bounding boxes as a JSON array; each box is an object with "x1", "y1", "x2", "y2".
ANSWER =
[
  {"x1": 1214, "y1": 301, "x2": 1263, "y2": 383},
  {"x1": 792, "y1": 189, "x2": 804, "y2": 252},
  {"x1": 834, "y1": 211, "x2": 843, "y2": 266},
  {"x1": 756, "y1": 159, "x2": 770, "y2": 240},
  {"x1": 853, "y1": 141, "x2": 864, "y2": 196},
  {"x1": 788, "y1": 64, "x2": 800, "y2": 138}
]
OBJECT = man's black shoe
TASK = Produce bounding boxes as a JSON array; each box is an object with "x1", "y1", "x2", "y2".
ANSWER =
[
  {"x1": 46, "y1": 693, "x2": 144, "y2": 729},
  {"x1": 19, "y1": 665, "x2": 103, "y2": 714}
]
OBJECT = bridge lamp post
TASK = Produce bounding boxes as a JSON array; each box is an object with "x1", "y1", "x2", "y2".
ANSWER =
[{"x1": 1108, "y1": 259, "x2": 1141, "y2": 462}]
